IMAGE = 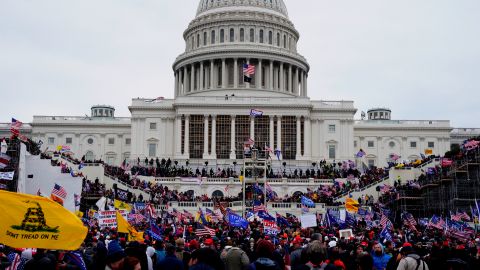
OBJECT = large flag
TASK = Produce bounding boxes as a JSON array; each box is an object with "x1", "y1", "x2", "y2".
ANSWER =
[
  {"x1": 0, "y1": 190, "x2": 87, "y2": 250},
  {"x1": 227, "y1": 211, "x2": 249, "y2": 229},
  {"x1": 276, "y1": 213, "x2": 290, "y2": 227},
  {"x1": 148, "y1": 222, "x2": 163, "y2": 240},
  {"x1": 428, "y1": 215, "x2": 445, "y2": 230},
  {"x1": 114, "y1": 199, "x2": 132, "y2": 212},
  {"x1": 243, "y1": 64, "x2": 256, "y2": 82},
  {"x1": 116, "y1": 211, "x2": 144, "y2": 242},
  {"x1": 345, "y1": 198, "x2": 359, "y2": 213}
]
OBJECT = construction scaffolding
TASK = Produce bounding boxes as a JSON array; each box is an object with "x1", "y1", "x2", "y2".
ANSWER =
[
  {"x1": 241, "y1": 148, "x2": 271, "y2": 218},
  {"x1": 391, "y1": 147, "x2": 480, "y2": 218}
]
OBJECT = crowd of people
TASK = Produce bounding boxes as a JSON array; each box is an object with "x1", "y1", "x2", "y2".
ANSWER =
[{"x1": 2, "y1": 201, "x2": 479, "y2": 270}]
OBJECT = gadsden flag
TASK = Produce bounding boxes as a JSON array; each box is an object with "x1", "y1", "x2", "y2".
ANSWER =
[{"x1": 0, "y1": 190, "x2": 87, "y2": 250}]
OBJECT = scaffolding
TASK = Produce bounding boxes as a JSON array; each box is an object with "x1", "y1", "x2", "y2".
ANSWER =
[
  {"x1": 391, "y1": 147, "x2": 480, "y2": 218},
  {"x1": 241, "y1": 148, "x2": 271, "y2": 218}
]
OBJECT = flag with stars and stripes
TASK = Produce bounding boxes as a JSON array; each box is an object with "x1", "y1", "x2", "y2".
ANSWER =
[
  {"x1": 195, "y1": 225, "x2": 216, "y2": 237},
  {"x1": 6, "y1": 252, "x2": 27, "y2": 270},
  {"x1": 51, "y1": 183, "x2": 67, "y2": 199}
]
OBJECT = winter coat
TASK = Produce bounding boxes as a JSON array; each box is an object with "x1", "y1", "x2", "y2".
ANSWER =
[
  {"x1": 221, "y1": 247, "x2": 250, "y2": 270},
  {"x1": 396, "y1": 254, "x2": 429, "y2": 270}
]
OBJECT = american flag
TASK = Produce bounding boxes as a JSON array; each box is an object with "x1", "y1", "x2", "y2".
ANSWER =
[
  {"x1": 128, "y1": 213, "x2": 146, "y2": 224},
  {"x1": 10, "y1": 118, "x2": 23, "y2": 136},
  {"x1": 195, "y1": 225, "x2": 216, "y2": 237},
  {"x1": 380, "y1": 214, "x2": 391, "y2": 229},
  {"x1": 6, "y1": 252, "x2": 27, "y2": 270},
  {"x1": 428, "y1": 215, "x2": 445, "y2": 230},
  {"x1": 451, "y1": 211, "x2": 462, "y2": 222},
  {"x1": 214, "y1": 208, "x2": 224, "y2": 220},
  {"x1": 243, "y1": 64, "x2": 256, "y2": 75},
  {"x1": 0, "y1": 153, "x2": 11, "y2": 169},
  {"x1": 403, "y1": 212, "x2": 418, "y2": 231},
  {"x1": 253, "y1": 202, "x2": 266, "y2": 213},
  {"x1": 146, "y1": 203, "x2": 157, "y2": 219},
  {"x1": 51, "y1": 183, "x2": 67, "y2": 199},
  {"x1": 458, "y1": 210, "x2": 471, "y2": 221}
]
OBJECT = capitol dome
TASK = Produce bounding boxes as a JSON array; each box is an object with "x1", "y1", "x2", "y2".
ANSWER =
[
  {"x1": 172, "y1": 0, "x2": 309, "y2": 98},
  {"x1": 196, "y1": 0, "x2": 289, "y2": 19}
]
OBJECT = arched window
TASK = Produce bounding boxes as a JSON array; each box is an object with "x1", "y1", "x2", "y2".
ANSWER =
[
  {"x1": 293, "y1": 191, "x2": 303, "y2": 197},
  {"x1": 276, "y1": 33, "x2": 280, "y2": 46},
  {"x1": 229, "y1": 28, "x2": 234, "y2": 42},
  {"x1": 240, "y1": 28, "x2": 244, "y2": 42},
  {"x1": 185, "y1": 190, "x2": 195, "y2": 197},
  {"x1": 203, "y1": 32, "x2": 207, "y2": 46},
  {"x1": 250, "y1": 28, "x2": 254, "y2": 42},
  {"x1": 196, "y1": 34, "x2": 200, "y2": 48},
  {"x1": 85, "y1": 151, "x2": 94, "y2": 161},
  {"x1": 220, "y1": 29, "x2": 225, "y2": 43},
  {"x1": 212, "y1": 190, "x2": 224, "y2": 198},
  {"x1": 211, "y1": 30, "x2": 216, "y2": 44},
  {"x1": 268, "y1": 31, "x2": 273, "y2": 44},
  {"x1": 259, "y1": 30, "x2": 264, "y2": 43}
]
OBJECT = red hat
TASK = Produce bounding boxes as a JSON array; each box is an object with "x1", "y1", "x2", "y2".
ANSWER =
[
  {"x1": 402, "y1": 242, "x2": 412, "y2": 247},
  {"x1": 360, "y1": 242, "x2": 368, "y2": 247},
  {"x1": 292, "y1": 236, "x2": 302, "y2": 245},
  {"x1": 456, "y1": 245, "x2": 465, "y2": 250},
  {"x1": 204, "y1": 238, "x2": 214, "y2": 246},
  {"x1": 189, "y1": 239, "x2": 199, "y2": 250}
]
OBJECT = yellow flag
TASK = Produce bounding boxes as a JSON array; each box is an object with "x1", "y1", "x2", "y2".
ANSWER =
[
  {"x1": 345, "y1": 198, "x2": 360, "y2": 213},
  {"x1": 114, "y1": 199, "x2": 132, "y2": 212},
  {"x1": 116, "y1": 211, "x2": 144, "y2": 242},
  {"x1": 239, "y1": 175, "x2": 244, "y2": 182},
  {"x1": 424, "y1": 149, "x2": 433, "y2": 155},
  {"x1": 0, "y1": 190, "x2": 88, "y2": 250}
]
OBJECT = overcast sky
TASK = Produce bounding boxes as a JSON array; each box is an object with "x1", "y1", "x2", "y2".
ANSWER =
[{"x1": 1, "y1": 0, "x2": 479, "y2": 127}]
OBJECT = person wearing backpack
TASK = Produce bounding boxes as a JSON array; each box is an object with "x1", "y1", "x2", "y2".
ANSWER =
[
  {"x1": 396, "y1": 244, "x2": 429, "y2": 270},
  {"x1": 220, "y1": 239, "x2": 250, "y2": 270}
]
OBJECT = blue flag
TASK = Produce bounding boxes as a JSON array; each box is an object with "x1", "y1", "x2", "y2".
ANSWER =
[
  {"x1": 149, "y1": 222, "x2": 163, "y2": 240},
  {"x1": 228, "y1": 211, "x2": 249, "y2": 229},
  {"x1": 380, "y1": 227, "x2": 393, "y2": 241},
  {"x1": 257, "y1": 211, "x2": 275, "y2": 221},
  {"x1": 301, "y1": 196, "x2": 315, "y2": 207},
  {"x1": 276, "y1": 213, "x2": 290, "y2": 227}
]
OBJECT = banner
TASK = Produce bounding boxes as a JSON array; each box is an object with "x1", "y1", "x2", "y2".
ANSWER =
[
  {"x1": 0, "y1": 171, "x2": 14, "y2": 180},
  {"x1": 98, "y1": 210, "x2": 127, "y2": 228},
  {"x1": 0, "y1": 190, "x2": 87, "y2": 250},
  {"x1": 300, "y1": 214, "x2": 317, "y2": 228}
]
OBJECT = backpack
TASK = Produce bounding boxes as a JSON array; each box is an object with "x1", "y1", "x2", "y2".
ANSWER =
[{"x1": 406, "y1": 254, "x2": 426, "y2": 270}]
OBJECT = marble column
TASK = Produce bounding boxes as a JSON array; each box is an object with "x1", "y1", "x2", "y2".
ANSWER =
[
  {"x1": 279, "y1": 63, "x2": 284, "y2": 91},
  {"x1": 233, "y1": 58, "x2": 238, "y2": 88},
  {"x1": 246, "y1": 59, "x2": 250, "y2": 89},
  {"x1": 304, "y1": 116, "x2": 311, "y2": 158},
  {"x1": 304, "y1": 73, "x2": 308, "y2": 97},
  {"x1": 183, "y1": 67, "x2": 187, "y2": 94},
  {"x1": 288, "y1": 64, "x2": 292, "y2": 93},
  {"x1": 230, "y1": 115, "x2": 236, "y2": 160},
  {"x1": 269, "y1": 116, "x2": 274, "y2": 148},
  {"x1": 211, "y1": 115, "x2": 217, "y2": 158},
  {"x1": 269, "y1": 61, "x2": 274, "y2": 90},
  {"x1": 199, "y1": 62, "x2": 204, "y2": 91},
  {"x1": 174, "y1": 71, "x2": 179, "y2": 97},
  {"x1": 250, "y1": 116, "x2": 255, "y2": 140},
  {"x1": 203, "y1": 115, "x2": 209, "y2": 159},
  {"x1": 296, "y1": 116, "x2": 302, "y2": 159},
  {"x1": 175, "y1": 115, "x2": 182, "y2": 157},
  {"x1": 294, "y1": 67, "x2": 298, "y2": 95},
  {"x1": 276, "y1": 116, "x2": 282, "y2": 160},
  {"x1": 221, "y1": 59, "x2": 227, "y2": 89},
  {"x1": 210, "y1": 60, "x2": 215, "y2": 89},
  {"x1": 190, "y1": 64, "x2": 195, "y2": 92},
  {"x1": 258, "y1": 59, "x2": 263, "y2": 89},
  {"x1": 185, "y1": 115, "x2": 190, "y2": 157}
]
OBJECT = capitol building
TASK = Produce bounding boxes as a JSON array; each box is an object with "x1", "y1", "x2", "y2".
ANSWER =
[{"x1": 6, "y1": 0, "x2": 454, "y2": 169}]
